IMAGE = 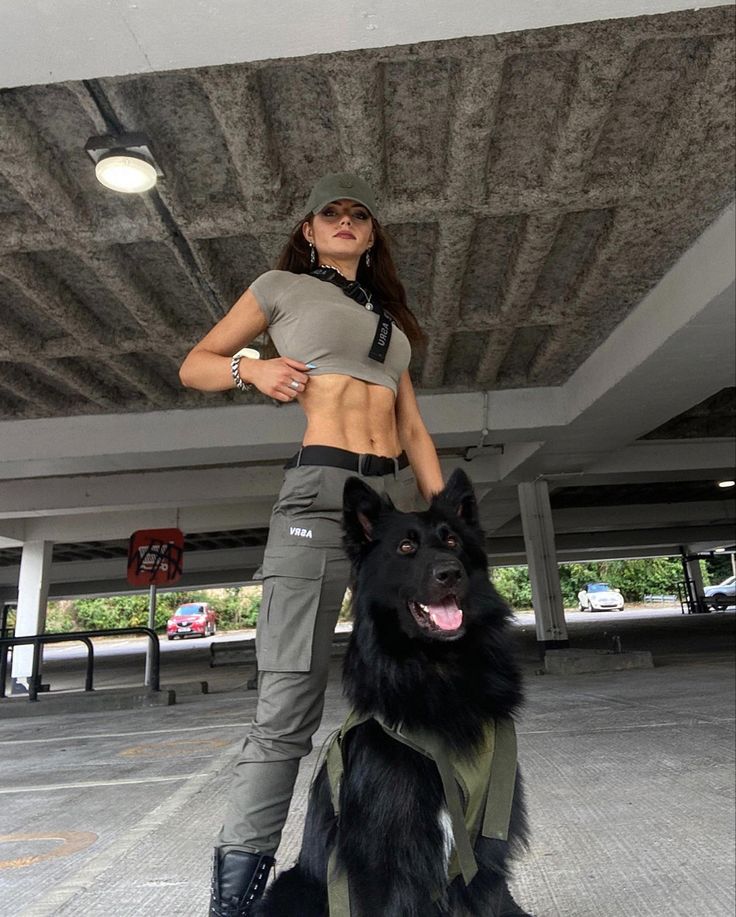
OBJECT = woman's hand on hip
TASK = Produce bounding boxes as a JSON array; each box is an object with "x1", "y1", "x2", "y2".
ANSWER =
[{"x1": 248, "y1": 356, "x2": 312, "y2": 402}]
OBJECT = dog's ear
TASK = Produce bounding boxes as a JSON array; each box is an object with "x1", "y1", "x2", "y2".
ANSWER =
[
  {"x1": 343, "y1": 477, "x2": 384, "y2": 545},
  {"x1": 433, "y1": 468, "x2": 479, "y2": 528}
]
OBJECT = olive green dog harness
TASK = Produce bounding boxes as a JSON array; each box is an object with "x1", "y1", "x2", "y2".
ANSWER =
[{"x1": 323, "y1": 710, "x2": 518, "y2": 916}]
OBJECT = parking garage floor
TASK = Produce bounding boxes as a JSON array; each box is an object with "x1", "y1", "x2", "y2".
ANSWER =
[{"x1": 1, "y1": 610, "x2": 734, "y2": 917}]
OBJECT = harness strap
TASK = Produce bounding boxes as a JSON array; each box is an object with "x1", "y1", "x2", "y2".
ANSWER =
[
  {"x1": 325, "y1": 732, "x2": 345, "y2": 818},
  {"x1": 322, "y1": 712, "x2": 518, "y2": 916},
  {"x1": 393, "y1": 725, "x2": 479, "y2": 886},
  {"x1": 482, "y1": 716, "x2": 518, "y2": 841},
  {"x1": 327, "y1": 848, "x2": 351, "y2": 917},
  {"x1": 325, "y1": 711, "x2": 371, "y2": 917}
]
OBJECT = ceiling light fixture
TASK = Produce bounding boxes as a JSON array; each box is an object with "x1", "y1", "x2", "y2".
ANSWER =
[
  {"x1": 85, "y1": 133, "x2": 163, "y2": 193},
  {"x1": 714, "y1": 547, "x2": 726, "y2": 553},
  {"x1": 717, "y1": 479, "x2": 735, "y2": 488}
]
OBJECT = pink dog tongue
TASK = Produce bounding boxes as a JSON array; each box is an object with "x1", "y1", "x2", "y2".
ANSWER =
[{"x1": 427, "y1": 597, "x2": 463, "y2": 631}]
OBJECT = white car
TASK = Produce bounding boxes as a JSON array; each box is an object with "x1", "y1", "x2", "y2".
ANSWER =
[
  {"x1": 703, "y1": 575, "x2": 736, "y2": 610},
  {"x1": 577, "y1": 583, "x2": 625, "y2": 612}
]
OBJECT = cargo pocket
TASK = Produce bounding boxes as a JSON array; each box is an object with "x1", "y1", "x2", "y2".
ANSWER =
[
  {"x1": 256, "y1": 548, "x2": 326, "y2": 673},
  {"x1": 274, "y1": 465, "x2": 323, "y2": 515},
  {"x1": 387, "y1": 464, "x2": 421, "y2": 512}
]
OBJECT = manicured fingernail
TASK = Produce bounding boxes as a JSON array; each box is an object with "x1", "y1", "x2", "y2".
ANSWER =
[{"x1": 306, "y1": 362, "x2": 317, "y2": 369}]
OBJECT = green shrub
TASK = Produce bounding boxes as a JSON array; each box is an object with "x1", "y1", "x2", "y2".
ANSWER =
[
  {"x1": 74, "y1": 595, "x2": 154, "y2": 630},
  {"x1": 69, "y1": 590, "x2": 212, "y2": 632},
  {"x1": 490, "y1": 567, "x2": 532, "y2": 609},
  {"x1": 45, "y1": 601, "x2": 79, "y2": 633},
  {"x1": 34, "y1": 552, "x2": 701, "y2": 634},
  {"x1": 202, "y1": 586, "x2": 262, "y2": 629},
  {"x1": 492, "y1": 556, "x2": 685, "y2": 610}
]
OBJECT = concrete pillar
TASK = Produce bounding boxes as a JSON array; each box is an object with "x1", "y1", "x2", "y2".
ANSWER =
[
  {"x1": 684, "y1": 553, "x2": 705, "y2": 595},
  {"x1": 517, "y1": 481, "x2": 569, "y2": 651},
  {"x1": 681, "y1": 546, "x2": 707, "y2": 612},
  {"x1": 10, "y1": 540, "x2": 53, "y2": 690}
]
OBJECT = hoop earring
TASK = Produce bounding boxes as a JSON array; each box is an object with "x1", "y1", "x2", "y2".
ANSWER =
[
  {"x1": 309, "y1": 243, "x2": 316, "y2": 267},
  {"x1": 365, "y1": 248, "x2": 372, "y2": 268}
]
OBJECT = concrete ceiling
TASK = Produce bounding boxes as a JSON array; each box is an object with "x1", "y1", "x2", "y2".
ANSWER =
[{"x1": 0, "y1": 1, "x2": 734, "y2": 598}]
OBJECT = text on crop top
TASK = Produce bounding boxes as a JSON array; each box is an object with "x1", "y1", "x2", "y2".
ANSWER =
[{"x1": 248, "y1": 270, "x2": 411, "y2": 396}]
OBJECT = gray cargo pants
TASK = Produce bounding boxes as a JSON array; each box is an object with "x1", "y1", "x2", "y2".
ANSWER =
[{"x1": 217, "y1": 456, "x2": 418, "y2": 855}]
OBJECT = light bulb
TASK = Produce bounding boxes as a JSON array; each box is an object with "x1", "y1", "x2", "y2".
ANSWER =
[{"x1": 95, "y1": 153, "x2": 157, "y2": 193}]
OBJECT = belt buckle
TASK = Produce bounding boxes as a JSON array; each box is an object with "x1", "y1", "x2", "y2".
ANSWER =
[{"x1": 359, "y1": 454, "x2": 381, "y2": 476}]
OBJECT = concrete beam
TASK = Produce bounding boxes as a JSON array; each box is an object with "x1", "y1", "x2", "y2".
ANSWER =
[
  {"x1": 585, "y1": 439, "x2": 736, "y2": 477},
  {"x1": 0, "y1": 544, "x2": 264, "y2": 589},
  {"x1": 23, "y1": 523, "x2": 734, "y2": 597},
  {"x1": 0, "y1": 387, "x2": 569, "y2": 481},
  {"x1": 3, "y1": 1, "x2": 731, "y2": 89},
  {"x1": 14, "y1": 501, "x2": 274, "y2": 544},
  {"x1": 45, "y1": 567, "x2": 263, "y2": 600},
  {"x1": 507, "y1": 204, "x2": 736, "y2": 480},
  {"x1": 493, "y1": 500, "x2": 736, "y2": 536},
  {"x1": 489, "y1": 522, "x2": 736, "y2": 564},
  {"x1": 0, "y1": 467, "x2": 287, "y2": 519}
]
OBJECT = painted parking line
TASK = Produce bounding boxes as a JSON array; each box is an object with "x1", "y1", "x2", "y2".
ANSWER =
[
  {"x1": 0, "y1": 774, "x2": 211, "y2": 794},
  {"x1": 0, "y1": 831, "x2": 98, "y2": 870},
  {"x1": 0, "y1": 722, "x2": 250, "y2": 746},
  {"x1": 18, "y1": 742, "x2": 239, "y2": 917},
  {"x1": 521, "y1": 716, "x2": 736, "y2": 736},
  {"x1": 119, "y1": 736, "x2": 229, "y2": 757}
]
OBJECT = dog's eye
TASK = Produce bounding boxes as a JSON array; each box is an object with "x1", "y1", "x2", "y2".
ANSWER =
[{"x1": 398, "y1": 539, "x2": 416, "y2": 555}]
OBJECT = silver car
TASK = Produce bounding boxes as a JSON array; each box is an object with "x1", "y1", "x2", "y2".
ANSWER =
[
  {"x1": 704, "y1": 575, "x2": 736, "y2": 610},
  {"x1": 577, "y1": 583, "x2": 625, "y2": 612}
]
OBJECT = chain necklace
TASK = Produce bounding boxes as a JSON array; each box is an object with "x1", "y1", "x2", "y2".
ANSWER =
[
  {"x1": 310, "y1": 265, "x2": 391, "y2": 362},
  {"x1": 318, "y1": 263, "x2": 374, "y2": 311},
  {"x1": 318, "y1": 262, "x2": 345, "y2": 277}
]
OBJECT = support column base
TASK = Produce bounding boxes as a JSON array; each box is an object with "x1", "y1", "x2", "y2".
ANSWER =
[
  {"x1": 10, "y1": 676, "x2": 29, "y2": 695},
  {"x1": 537, "y1": 639, "x2": 570, "y2": 658},
  {"x1": 544, "y1": 648, "x2": 655, "y2": 675}
]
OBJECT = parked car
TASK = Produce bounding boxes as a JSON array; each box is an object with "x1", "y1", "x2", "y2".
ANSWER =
[
  {"x1": 577, "y1": 583, "x2": 625, "y2": 612},
  {"x1": 704, "y1": 574, "x2": 736, "y2": 610},
  {"x1": 166, "y1": 602, "x2": 217, "y2": 639}
]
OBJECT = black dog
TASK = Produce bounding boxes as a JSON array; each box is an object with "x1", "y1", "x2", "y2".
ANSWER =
[{"x1": 255, "y1": 469, "x2": 533, "y2": 917}]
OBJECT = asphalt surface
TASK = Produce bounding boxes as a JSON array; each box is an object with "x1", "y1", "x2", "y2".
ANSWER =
[{"x1": 0, "y1": 609, "x2": 734, "y2": 916}]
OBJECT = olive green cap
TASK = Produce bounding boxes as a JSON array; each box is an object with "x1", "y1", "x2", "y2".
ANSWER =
[{"x1": 305, "y1": 172, "x2": 378, "y2": 217}]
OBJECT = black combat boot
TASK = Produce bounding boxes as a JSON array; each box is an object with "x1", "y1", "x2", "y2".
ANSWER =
[{"x1": 209, "y1": 848, "x2": 275, "y2": 917}]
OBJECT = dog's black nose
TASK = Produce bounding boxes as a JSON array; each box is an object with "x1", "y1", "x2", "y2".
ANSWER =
[{"x1": 433, "y1": 560, "x2": 462, "y2": 588}]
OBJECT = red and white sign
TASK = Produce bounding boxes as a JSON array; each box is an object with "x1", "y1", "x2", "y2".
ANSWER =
[{"x1": 127, "y1": 528, "x2": 184, "y2": 587}]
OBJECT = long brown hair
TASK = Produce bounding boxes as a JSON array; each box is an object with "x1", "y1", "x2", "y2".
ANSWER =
[{"x1": 273, "y1": 214, "x2": 426, "y2": 348}]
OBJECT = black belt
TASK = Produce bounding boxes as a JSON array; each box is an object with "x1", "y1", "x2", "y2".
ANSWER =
[{"x1": 284, "y1": 445, "x2": 409, "y2": 477}]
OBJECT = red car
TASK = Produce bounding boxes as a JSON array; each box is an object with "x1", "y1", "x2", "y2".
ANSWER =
[{"x1": 166, "y1": 602, "x2": 217, "y2": 639}]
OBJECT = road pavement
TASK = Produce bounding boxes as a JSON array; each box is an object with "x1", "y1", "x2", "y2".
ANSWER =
[{"x1": 1, "y1": 609, "x2": 733, "y2": 916}]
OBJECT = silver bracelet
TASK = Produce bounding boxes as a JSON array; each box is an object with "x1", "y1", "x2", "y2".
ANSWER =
[{"x1": 230, "y1": 354, "x2": 253, "y2": 393}]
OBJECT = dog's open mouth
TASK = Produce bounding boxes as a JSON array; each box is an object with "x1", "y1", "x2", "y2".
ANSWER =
[{"x1": 408, "y1": 596, "x2": 463, "y2": 635}]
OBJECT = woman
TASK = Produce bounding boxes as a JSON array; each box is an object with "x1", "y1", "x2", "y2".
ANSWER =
[{"x1": 179, "y1": 172, "x2": 443, "y2": 917}]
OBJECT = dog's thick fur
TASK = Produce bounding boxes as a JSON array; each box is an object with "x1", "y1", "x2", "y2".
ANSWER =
[{"x1": 254, "y1": 469, "x2": 532, "y2": 917}]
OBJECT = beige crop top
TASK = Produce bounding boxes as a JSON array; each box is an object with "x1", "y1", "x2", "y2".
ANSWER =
[{"x1": 249, "y1": 271, "x2": 411, "y2": 396}]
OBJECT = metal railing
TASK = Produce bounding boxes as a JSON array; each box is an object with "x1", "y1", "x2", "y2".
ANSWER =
[{"x1": 0, "y1": 627, "x2": 160, "y2": 702}]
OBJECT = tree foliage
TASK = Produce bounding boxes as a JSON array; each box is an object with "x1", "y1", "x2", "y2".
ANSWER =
[
  {"x1": 31, "y1": 553, "x2": 729, "y2": 632},
  {"x1": 492, "y1": 556, "x2": 689, "y2": 609},
  {"x1": 43, "y1": 587, "x2": 263, "y2": 634}
]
